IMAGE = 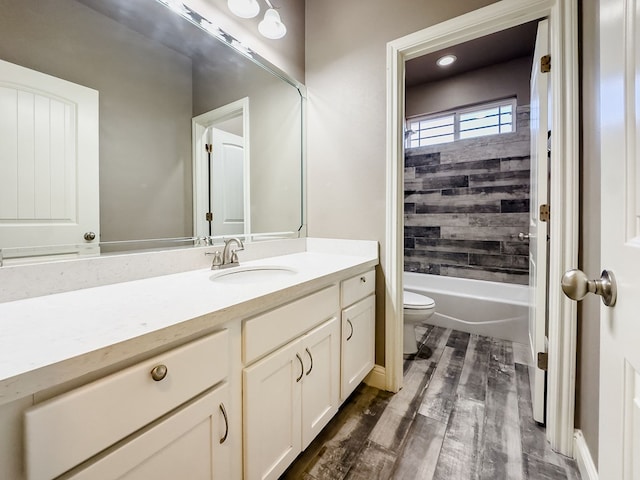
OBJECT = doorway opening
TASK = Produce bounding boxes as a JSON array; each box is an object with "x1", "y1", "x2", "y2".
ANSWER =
[{"x1": 384, "y1": 0, "x2": 579, "y2": 457}]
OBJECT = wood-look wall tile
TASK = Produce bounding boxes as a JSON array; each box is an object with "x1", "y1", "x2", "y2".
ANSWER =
[
  {"x1": 468, "y1": 212, "x2": 529, "y2": 227},
  {"x1": 501, "y1": 156, "x2": 531, "y2": 172},
  {"x1": 416, "y1": 203, "x2": 501, "y2": 214},
  {"x1": 414, "y1": 238, "x2": 501, "y2": 254},
  {"x1": 405, "y1": 152, "x2": 441, "y2": 167},
  {"x1": 469, "y1": 253, "x2": 528, "y2": 270},
  {"x1": 502, "y1": 241, "x2": 529, "y2": 255},
  {"x1": 415, "y1": 158, "x2": 500, "y2": 176},
  {"x1": 404, "y1": 213, "x2": 469, "y2": 227},
  {"x1": 404, "y1": 226, "x2": 441, "y2": 238},
  {"x1": 501, "y1": 199, "x2": 530, "y2": 213},
  {"x1": 442, "y1": 184, "x2": 529, "y2": 200},
  {"x1": 440, "y1": 225, "x2": 522, "y2": 241},
  {"x1": 421, "y1": 175, "x2": 469, "y2": 190},
  {"x1": 469, "y1": 170, "x2": 530, "y2": 187},
  {"x1": 406, "y1": 250, "x2": 469, "y2": 266},
  {"x1": 439, "y1": 265, "x2": 528, "y2": 285}
]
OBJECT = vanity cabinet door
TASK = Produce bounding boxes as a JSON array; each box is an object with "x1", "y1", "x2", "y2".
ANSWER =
[
  {"x1": 341, "y1": 295, "x2": 375, "y2": 400},
  {"x1": 243, "y1": 340, "x2": 302, "y2": 480},
  {"x1": 67, "y1": 383, "x2": 231, "y2": 480},
  {"x1": 301, "y1": 316, "x2": 340, "y2": 449}
]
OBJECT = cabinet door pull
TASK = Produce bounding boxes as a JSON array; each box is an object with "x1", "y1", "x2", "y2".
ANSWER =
[
  {"x1": 346, "y1": 319, "x2": 354, "y2": 341},
  {"x1": 219, "y1": 403, "x2": 229, "y2": 444},
  {"x1": 360, "y1": 276, "x2": 366, "y2": 283},
  {"x1": 305, "y1": 348, "x2": 313, "y2": 375},
  {"x1": 150, "y1": 364, "x2": 168, "y2": 381},
  {"x1": 296, "y1": 353, "x2": 304, "y2": 382}
]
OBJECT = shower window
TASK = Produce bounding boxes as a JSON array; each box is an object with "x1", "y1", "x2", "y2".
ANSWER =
[{"x1": 406, "y1": 98, "x2": 516, "y2": 148}]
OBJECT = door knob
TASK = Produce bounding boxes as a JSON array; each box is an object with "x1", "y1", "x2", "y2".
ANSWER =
[
  {"x1": 518, "y1": 232, "x2": 530, "y2": 241},
  {"x1": 561, "y1": 269, "x2": 617, "y2": 307},
  {"x1": 84, "y1": 232, "x2": 96, "y2": 241}
]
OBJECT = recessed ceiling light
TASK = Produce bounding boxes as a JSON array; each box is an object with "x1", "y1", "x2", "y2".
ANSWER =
[{"x1": 436, "y1": 55, "x2": 457, "y2": 67}]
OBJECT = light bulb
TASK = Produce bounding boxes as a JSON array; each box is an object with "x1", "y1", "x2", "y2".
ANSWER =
[
  {"x1": 227, "y1": 0, "x2": 260, "y2": 18},
  {"x1": 258, "y1": 8, "x2": 287, "y2": 40},
  {"x1": 436, "y1": 55, "x2": 457, "y2": 67}
]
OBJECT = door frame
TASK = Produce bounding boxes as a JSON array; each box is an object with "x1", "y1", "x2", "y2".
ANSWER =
[
  {"x1": 192, "y1": 97, "x2": 251, "y2": 238},
  {"x1": 384, "y1": 0, "x2": 579, "y2": 456}
]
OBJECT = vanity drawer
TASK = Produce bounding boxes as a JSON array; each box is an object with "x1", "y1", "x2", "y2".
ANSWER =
[
  {"x1": 243, "y1": 285, "x2": 339, "y2": 365},
  {"x1": 24, "y1": 330, "x2": 229, "y2": 480},
  {"x1": 341, "y1": 269, "x2": 375, "y2": 308}
]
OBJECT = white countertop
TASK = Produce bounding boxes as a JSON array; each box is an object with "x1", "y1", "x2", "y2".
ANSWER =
[{"x1": 0, "y1": 242, "x2": 377, "y2": 405}]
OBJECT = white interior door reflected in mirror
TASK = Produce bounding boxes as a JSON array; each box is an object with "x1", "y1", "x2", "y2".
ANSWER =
[
  {"x1": 211, "y1": 128, "x2": 245, "y2": 236},
  {"x1": 193, "y1": 98, "x2": 250, "y2": 240},
  {"x1": 0, "y1": 59, "x2": 100, "y2": 262}
]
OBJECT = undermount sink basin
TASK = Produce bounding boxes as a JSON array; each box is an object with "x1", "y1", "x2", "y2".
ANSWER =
[{"x1": 209, "y1": 265, "x2": 298, "y2": 284}]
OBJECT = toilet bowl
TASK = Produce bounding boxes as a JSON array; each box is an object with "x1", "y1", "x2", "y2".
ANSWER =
[{"x1": 403, "y1": 290, "x2": 436, "y2": 354}]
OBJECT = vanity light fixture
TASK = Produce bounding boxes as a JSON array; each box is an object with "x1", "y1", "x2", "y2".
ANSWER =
[
  {"x1": 436, "y1": 54, "x2": 457, "y2": 67},
  {"x1": 258, "y1": 7, "x2": 287, "y2": 39},
  {"x1": 227, "y1": 0, "x2": 260, "y2": 19},
  {"x1": 228, "y1": 0, "x2": 287, "y2": 40}
]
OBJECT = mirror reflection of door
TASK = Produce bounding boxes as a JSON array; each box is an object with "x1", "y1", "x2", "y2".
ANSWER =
[
  {"x1": 192, "y1": 98, "x2": 250, "y2": 240},
  {"x1": 209, "y1": 126, "x2": 244, "y2": 236}
]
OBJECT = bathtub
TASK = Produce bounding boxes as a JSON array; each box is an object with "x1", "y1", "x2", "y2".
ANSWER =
[{"x1": 403, "y1": 272, "x2": 529, "y2": 344}]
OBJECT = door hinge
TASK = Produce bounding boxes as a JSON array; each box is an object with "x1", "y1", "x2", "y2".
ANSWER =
[
  {"x1": 206, "y1": 212, "x2": 213, "y2": 222},
  {"x1": 541, "y1": 55, "x2": 551, "y2": 73},
  {"x1": 537, "y1": 352, "x2": 548, "y2": 371},
  {"x1": 540, "y1": 204, "x2": 550, "y2": 222}
]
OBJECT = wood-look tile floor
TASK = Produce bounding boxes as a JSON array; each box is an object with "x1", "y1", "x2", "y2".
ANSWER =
[{"x1": 281, "y1": 324, "x2": 581, "y2": 480}]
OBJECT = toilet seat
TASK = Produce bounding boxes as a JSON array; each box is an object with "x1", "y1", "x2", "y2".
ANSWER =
[{"x1": 403, "y1": 290, "x2": 435, "y2": 310}]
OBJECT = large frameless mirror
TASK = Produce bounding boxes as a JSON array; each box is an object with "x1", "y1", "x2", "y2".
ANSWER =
[{"x1": 0, "y1": 0, "x2": 304, "y2": 264}]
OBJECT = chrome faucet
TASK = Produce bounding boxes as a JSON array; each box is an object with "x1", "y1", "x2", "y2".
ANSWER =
[{"x1": 221, "y1": 237, "x2": 244, "y2": 268}]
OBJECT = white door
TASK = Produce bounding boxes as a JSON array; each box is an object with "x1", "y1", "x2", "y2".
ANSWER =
[
  {"x1": 210, "y1": 128, "x2": 244, "y2": 237},
  {"x1": 528, "y1": 19, "x2": 550, "y2": 425},
  {"x1": 0, "y1": 59, "x2": 99, "y2": 259},
  {"x1": 599, "y1": 0, "x2": 640, "y2": 476}
]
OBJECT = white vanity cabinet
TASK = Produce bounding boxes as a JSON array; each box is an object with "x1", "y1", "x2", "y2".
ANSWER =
[
  {"x1": 340, "y1": 269, "x2": 376, "y2": 400},
  {"x1": 242, "y1": 287, "x2": 341, "y2": 480},
  {"x1": 23, "y1": 329, "x2": 237, "y2": 480},
  {"x1": 63, "y1": 382, "x2": 231, "y2": 480}
]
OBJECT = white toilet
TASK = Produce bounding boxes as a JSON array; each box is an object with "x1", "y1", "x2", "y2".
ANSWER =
[{"x1": 403, "y1": 290, "x2": 436, "y2": 354}]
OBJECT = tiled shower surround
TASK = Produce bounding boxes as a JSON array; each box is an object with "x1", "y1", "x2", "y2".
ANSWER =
[{"x1": 404, "y1": 106, "x2": 531, "y2": 285}]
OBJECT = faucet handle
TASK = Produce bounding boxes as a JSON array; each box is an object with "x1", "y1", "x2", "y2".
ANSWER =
[
  {"x1": 230, "y1": 249, "x2": 239, "y2": 264},
  {"x1": 205, "y1": 251, "x2": 223, "y2": 269}
]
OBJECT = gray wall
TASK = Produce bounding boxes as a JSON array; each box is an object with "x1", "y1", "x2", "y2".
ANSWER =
[
  {"x1": 305, "y1": 0, "x2": 499, "y2": 365},
  {"x1": 406, "y1": 56, "x2": 533, "y2": 117},
  {"x1": 0, "y1": 0, "x2": 194, "y2": 243},
  {"x1": 577, "y1": 0, "x2": 600, "y2": 466},
  {"x1": 404, "y1": 107, "x2": 530, "y2": 285}
]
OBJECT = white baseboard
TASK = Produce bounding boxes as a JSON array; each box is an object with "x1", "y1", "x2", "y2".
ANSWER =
[
  {"x1": 364, "y1": 365, "x2": 386, "y2": 390},
  {"x1": 574, "y1": 429, "x2": 598, "y2": 480}
]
